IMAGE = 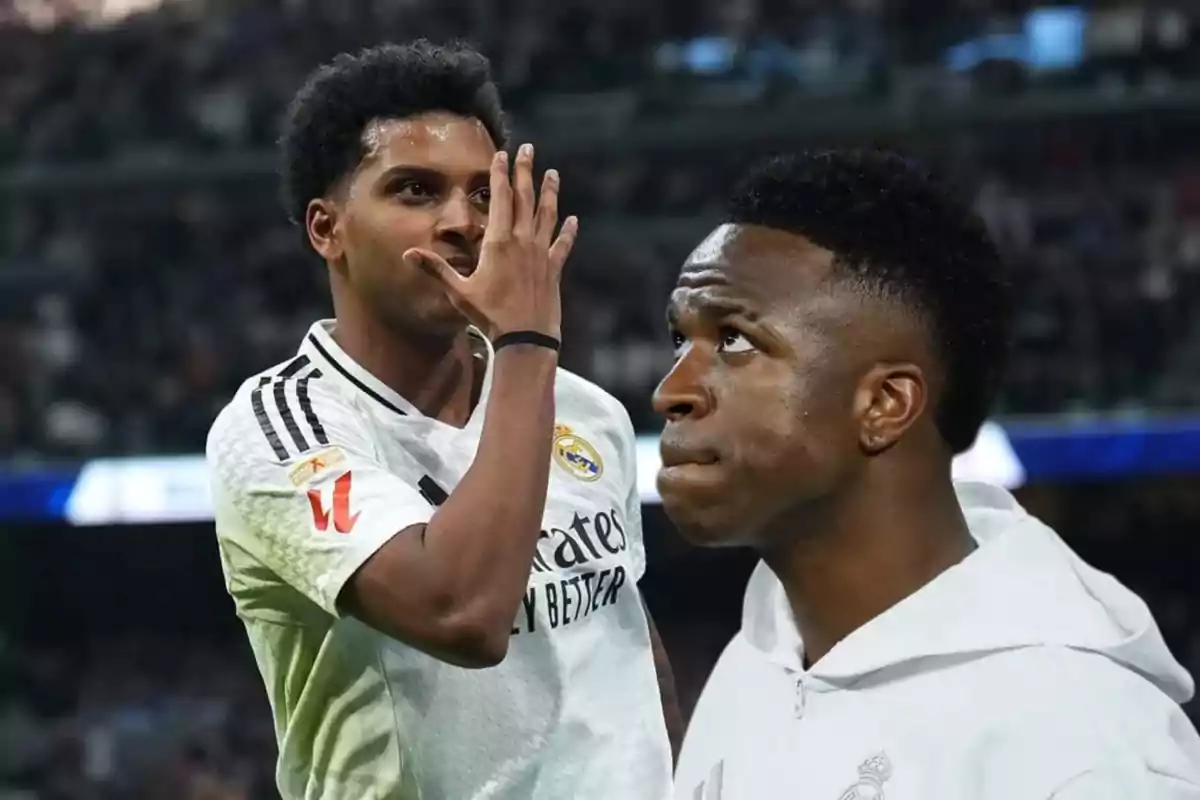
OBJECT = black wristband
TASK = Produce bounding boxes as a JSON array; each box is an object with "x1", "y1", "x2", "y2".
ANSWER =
[{"x1": 494, "y1": 330, "x2": 561, "y2": 352}]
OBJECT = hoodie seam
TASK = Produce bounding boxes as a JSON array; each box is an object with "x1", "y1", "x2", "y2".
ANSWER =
[
  {"x1": 1146, "y1": 763, "x2": 1200, "y2": 790},
  {"x1": 1048, "y1": 762, "x2": 1200, "y2": 797},
  {"x1": 1046, "y1": 765, "x2": 1101, "y2": 798}
]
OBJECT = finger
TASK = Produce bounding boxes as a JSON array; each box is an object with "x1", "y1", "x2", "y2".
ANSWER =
[
  {"x1": 512, "y1": 143, "x2": 535, "y2": 240},
  {"x1": 483, "y1": 150, "x2": 512, "y2": 243},
  {"x1": 404, "y1": 248, "x2": 468, "y2": 292},
  {"x1": 547, "y1": 216, "x2": 579, "y2": 275},
  {"x1": 534, "y1": 169, "x2": 560, "y2": 248}
]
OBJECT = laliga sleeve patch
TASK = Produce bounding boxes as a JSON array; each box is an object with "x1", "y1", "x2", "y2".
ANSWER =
[{"x1": 288, "y1": 446, "x2": 347, "y2": 486}]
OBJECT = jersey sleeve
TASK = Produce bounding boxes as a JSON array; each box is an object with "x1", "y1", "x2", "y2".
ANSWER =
[{"x1": 206, "y1": 379, "x2": 436, "y2": 619}]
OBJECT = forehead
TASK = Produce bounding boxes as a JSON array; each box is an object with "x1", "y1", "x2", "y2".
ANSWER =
[
  {"x1": 670, "y1": 223, "x2": 837, "y2": 317},
  {"x1": 359, "y1": 112, "x2": 496, "y2": 175}
]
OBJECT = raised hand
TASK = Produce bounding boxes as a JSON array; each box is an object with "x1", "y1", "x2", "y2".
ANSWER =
[{"x1": 404, "y1": 143, "x2": 579, "y2": 342}]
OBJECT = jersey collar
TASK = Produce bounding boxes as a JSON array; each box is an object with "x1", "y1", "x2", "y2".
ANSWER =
[{"x1": 299, "y1": 319, "x2": 495, "y2": 425}]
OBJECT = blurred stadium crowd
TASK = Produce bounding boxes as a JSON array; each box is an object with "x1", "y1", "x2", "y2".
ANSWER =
[
  {"x1": 3, "y1": 1, "x2": 1200, "y2": 798},
  {"x1": 1, "y1": 637, "x2": 276, "y2": 800},
  {"x1": 1, "y1": 0, "x2": 1199, "y2": 458}
]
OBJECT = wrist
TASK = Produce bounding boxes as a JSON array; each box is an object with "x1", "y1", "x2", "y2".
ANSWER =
[
  {"x1": 493, "y1": 342, "x2": 559, "y2": 365},
  {"x1": 491, "y1": 344, "x2": 558, "y2": 398},
  {"x1": 493, "y1": 330, "x2": 560, "y2": 353}
]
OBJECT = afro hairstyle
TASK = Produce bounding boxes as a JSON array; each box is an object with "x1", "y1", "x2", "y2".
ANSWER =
[{"x1": 280, "y1": 39, "x2": 508, "y2": 227}]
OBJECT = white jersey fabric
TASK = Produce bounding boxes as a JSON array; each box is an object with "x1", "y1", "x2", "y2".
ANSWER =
[
  {"x1": 206, "y1": 320, "x2": 672, "y2": 800},
  {"x1": 676, "y1": 482, "x2": 1200, "y2": 800}
]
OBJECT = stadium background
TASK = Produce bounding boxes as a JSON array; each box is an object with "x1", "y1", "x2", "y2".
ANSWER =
[{"x1": 3, "y1": 1, "x2": 1200, "y2": 797}]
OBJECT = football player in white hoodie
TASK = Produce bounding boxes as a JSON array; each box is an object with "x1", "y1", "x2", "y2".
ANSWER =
[{"x1": 657, "y1": 149, "x2": 1200, "y2": 799}]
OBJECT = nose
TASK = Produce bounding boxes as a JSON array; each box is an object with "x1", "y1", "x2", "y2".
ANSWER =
[
  {"x1": 437, "y1": 189, "x2": 484, "y2": 243},
  {"x1": 652, "y1": 350, "x2": 713, "y2": 422}
]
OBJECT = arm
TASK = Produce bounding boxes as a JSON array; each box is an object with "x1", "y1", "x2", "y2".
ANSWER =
[
  {"x1": 212, "y1": 145, "x2": 577, "y2": 669},
  {"x1": 347, "y1": 144, "x2": 575, "y2": 667},
  {"x1": 642, "y1": 594, "x2": 684, "y2": 764},
  {"x1": 343, "y1": 345, "x2": 557, "y2": 666},
  {"x1": 207, "y1": 353, "x2": 555, "y2": 670}
]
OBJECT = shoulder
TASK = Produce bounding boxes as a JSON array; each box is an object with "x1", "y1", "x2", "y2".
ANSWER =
[
  {"x1": 207, "y1": 357, "x2": 365, "y2": 474},
  {"x1": 553, "y1": 367, "x2": 639, "y2": 487},
  {"x1": 960, "y1": 647, "x2": 1200, "y2": 795},
  {"x1": 554, "y1": 367, "x2": 635, "y2": 439},
  {"x1": 978, "y1": 646, "x2": 1189, "y2": 733}
]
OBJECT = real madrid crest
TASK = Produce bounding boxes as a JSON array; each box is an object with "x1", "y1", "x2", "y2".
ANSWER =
[
  {"x1": 552, "y1": 423, "x2": 603, "y2": 482},
  {"x1": 836, "y1": 752, "x2": 892, "y2": 800}
]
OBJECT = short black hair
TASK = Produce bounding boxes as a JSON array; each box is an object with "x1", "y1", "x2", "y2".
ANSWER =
[
  {"x1": 726, "y1": 149, "x2": 1012, "y2": 454},
  {"x1": 280, "y1": 40, "x2": 508, "y2": 226}
]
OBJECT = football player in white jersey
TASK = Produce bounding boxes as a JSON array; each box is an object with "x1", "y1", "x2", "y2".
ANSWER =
[
  {"x1": 205, "y1": 41, "x2": 678, "y2": 800},
  {"x1": 659, "y1": 151, "x2": 1200, "y2": 799}
]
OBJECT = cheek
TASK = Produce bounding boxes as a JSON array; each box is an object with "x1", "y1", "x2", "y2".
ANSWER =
[
  {"x1": 724, "y1": 371, "x2": 809, "y2": 467},
  {"x1": 385, "y1": 207, "x2": 437, "y2": 246},
  {"x1": 726, "y1": 369, "x2": 851, "y2": 491},
  {"x1": 348, "y1": 204, "x2": 433, "y2": 255},
  {"x1": 348, "y1": 214, "x2": 433, "y2": 284}
]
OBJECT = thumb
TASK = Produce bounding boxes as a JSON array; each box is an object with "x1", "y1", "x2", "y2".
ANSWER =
[{"x1": 404, "y1": 248, "x2": 467, "y2": 292}]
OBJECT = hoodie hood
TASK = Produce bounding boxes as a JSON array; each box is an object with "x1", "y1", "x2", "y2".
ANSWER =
[{"x1": 741, "y1": 481, "x2": 1194, "y2": 703}]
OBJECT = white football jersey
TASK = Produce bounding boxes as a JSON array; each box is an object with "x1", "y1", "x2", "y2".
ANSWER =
[{"x1": 206, "y1": 320, "x2": 672, "y2": 800}]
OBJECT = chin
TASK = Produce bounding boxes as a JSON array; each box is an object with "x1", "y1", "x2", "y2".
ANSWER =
[
  {"x1": 658, "y1": 482, "x2": 748, "y2": 548},
  {"x1": 425, "y1": 309, "x2": 470, "y2": 336},
  {"x1": 666, "y1": 515, "x2": 748, "y2": 548},
  {"x1": 387, "y1": 304, "x2": 467, "y2": 340}
]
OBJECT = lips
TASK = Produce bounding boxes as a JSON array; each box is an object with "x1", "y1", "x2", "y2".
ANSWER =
[
  {"x1": 659, "y1": 441, "x2": 719, "y2": 469},
  {"x1": 442, "y1": 253, "x2": 477, "y2": 277}
]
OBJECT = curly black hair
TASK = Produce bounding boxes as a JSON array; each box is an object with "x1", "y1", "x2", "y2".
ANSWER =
[
  {"x1": 280, "y1": 40, "x2": 508, "y2": 227},
  {"x1": 726, "y1": 149, "x2": 1013, "y2": 454}
]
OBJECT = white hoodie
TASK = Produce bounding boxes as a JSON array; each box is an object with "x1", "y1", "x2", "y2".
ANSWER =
[{"x1": 674, "y1": 482, "x2": 1200, "y2": 799}]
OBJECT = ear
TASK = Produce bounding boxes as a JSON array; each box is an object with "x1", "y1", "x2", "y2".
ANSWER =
[
  {"x1": 306, "y1": 197, "x2": 343, "y2": 262},
  {"x1": 852, "y1": 362, "x2": 926, "y2": 455}
]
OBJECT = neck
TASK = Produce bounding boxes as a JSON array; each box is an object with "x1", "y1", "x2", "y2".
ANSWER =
[
  {"x1": 761, "y1": 454, "x2": 975, "y2": 669},
  {"x1": 330, "y1": 302, "x2": 481, "y2": 428}
]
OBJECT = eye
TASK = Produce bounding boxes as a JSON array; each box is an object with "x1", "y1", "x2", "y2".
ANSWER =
[
  {"x1": 670, "y1": 329, "x2": 688, "y2": 359},
  {"x1": 392, "y1": 179, "x2": 435, "y2": 200},
  {"x1": 470, "y1": 186, "x2": 491, "y2": 206},
  {"x1": 718, "y1": 328, "x2": 756, "y2": 355}
]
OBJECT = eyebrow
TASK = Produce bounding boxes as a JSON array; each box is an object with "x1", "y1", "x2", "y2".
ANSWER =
[
  {"x1": 667, "y1": 296, "x2": 761, "y2": 325},
  {"x1": 375, "y1": 164, "x2": 489, "y2": 185}
]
